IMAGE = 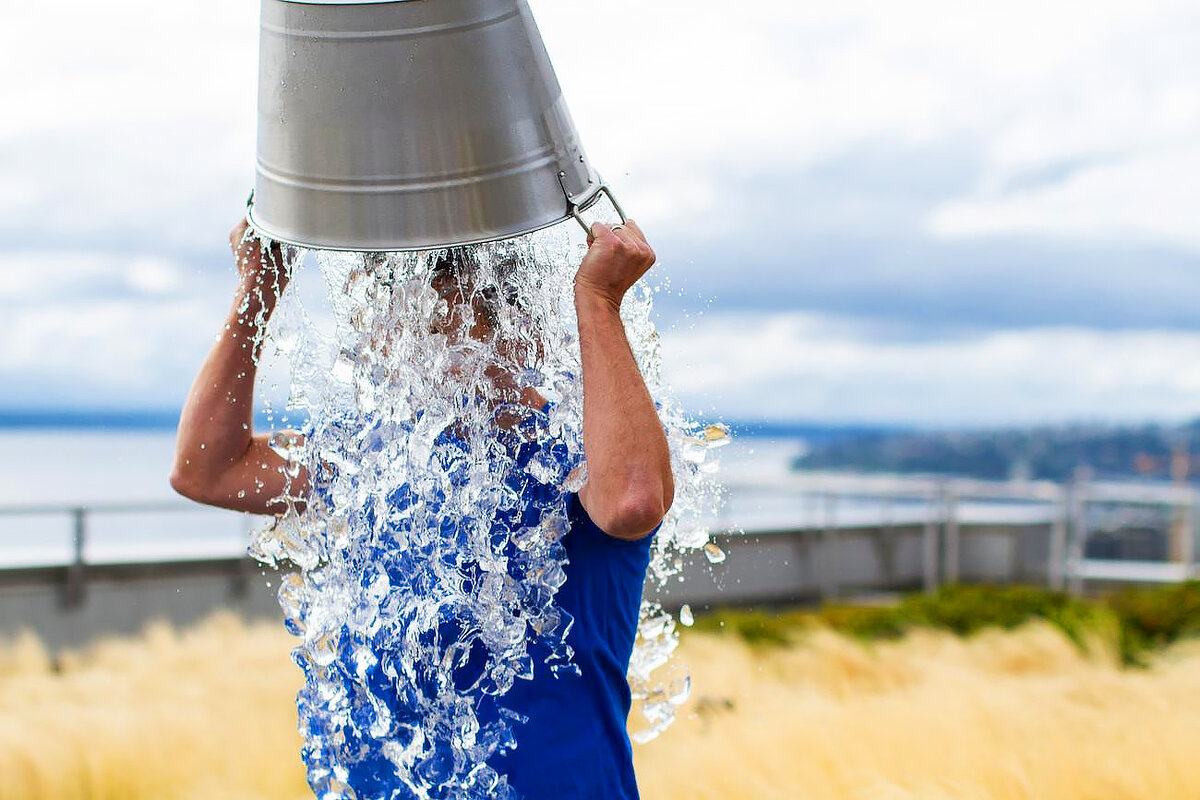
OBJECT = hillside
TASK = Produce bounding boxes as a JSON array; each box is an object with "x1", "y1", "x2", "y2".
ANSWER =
[{"x1": 794, "y1": 419, "x2": 1200, "y2": 482}]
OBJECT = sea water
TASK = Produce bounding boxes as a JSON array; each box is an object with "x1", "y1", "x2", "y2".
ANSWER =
[{"x1": 240, "y1": 222, "x2": 726, "y2": 798}]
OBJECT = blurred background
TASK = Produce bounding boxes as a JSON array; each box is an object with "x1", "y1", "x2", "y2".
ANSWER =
[{"x1": 3, "y1": 1, "x2": 1200, "y2": 799}]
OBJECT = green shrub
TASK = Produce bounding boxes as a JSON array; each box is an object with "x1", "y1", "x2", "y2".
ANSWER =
[
  {"x1": 689, "y1": 608, "x2": 800, "y2": 647},
  {"x1": 1107, "y1": 581, "x2": 1200, "y2": 665},
  {"x1": 687, "y1": 581, "x2": 1200, "y2": 667},
  {"x1": 813, "y1": 604, "x2": 906, "y2": 640},
  {"x1": 897, "y1": 585, "x2": 1113, "y2": 653}
]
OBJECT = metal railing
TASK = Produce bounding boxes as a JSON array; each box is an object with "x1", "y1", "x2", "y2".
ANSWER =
[
  {"x1": 715, "y1": 472, "x2": 1200, "y2": 593},
  {"x1": 0, "y1": 501, "x2": 256, "y2": 605},
  {"x1": 3, "y1": 473, "x2": 1198, "y2": 602}
]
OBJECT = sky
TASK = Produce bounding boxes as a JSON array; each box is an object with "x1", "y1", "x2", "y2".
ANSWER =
[{"x1": 2, "y1": 0, "x2": 1199, "y2": 426}]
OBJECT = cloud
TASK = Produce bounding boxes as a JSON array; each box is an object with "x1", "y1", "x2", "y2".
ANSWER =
[
  {"x1": 650, "y1": 165, "x2": 1200, "y2": 332},
  {"x1": 5, "y1": 0, "x2": 1196, "y2": 255},
  {"x1": 928, "y1": 145, "x2": 1200, "y2": 250},
  {"x1": 0, "y1": 251, "x2": 229, "y2": 408},
  {"x1": 0, "y1": 0, "x2": 257, "y2": 252},
  {"x1": 662, "y1": 311, "x2": 1200, "y2": 426},
  {"x1": 3, "y1": 0, "x2": 1200, "y2": 421},
  {"x1": 0, "y1": 250, "x2": 333, "y2": 411},
  {"x1": 2, "y1": 298, "x2": 215, "y2": 408},
  {"x1": 537, "y1": 0, "x2": 1200, "y2": 251},
  {"x1": 0, "y1": 252, "x2": 191, "y2": 302}
]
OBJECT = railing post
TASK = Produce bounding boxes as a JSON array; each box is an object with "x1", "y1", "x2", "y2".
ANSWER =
[
  {"x1": 1049, "y1": 485, "x2": 1068, "y2": 591},
  {"x1": 1067, "y1": 473, "x2": 1089, "y2": 596},
  {"x1": 1183, "y1": 493, "x2": 1197, "y2": 578},
  {"x1": 878, "y1": 496, "x2": 897, "y2": 583},
  {"x1": 944, "y1": 485, "x2": 960, "y2": 585},
  {"x1": 820, "y1": 493, "x2": 840, "y2": 599},
  {"x1": 62, "y1": 506, "x2": 87, "y2": 608},
  {"x1": 923, "y1": 490, "x2": 940, "y2": 594}
]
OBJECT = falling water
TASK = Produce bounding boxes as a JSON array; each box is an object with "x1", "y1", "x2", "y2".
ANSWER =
[{"x1": 240, "y1": 220, "x2": 727, "y2": 798}]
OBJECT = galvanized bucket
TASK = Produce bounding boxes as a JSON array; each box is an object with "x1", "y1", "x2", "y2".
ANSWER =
[{"x1": 247, "y1": 0, "x2": 621, "y2": 252}]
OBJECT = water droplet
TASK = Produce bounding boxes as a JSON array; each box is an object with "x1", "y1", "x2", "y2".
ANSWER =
[
  {"x1": 679, "y1": 604, "x2": 694, "y2": 627},
  {"x1": 269, "y1": 430, "x2": 305, "y2": 460},
  {"x1": 701, "y1": 423, "x2": 731, "y2": 448},
  {"x1": 331, "y1": 351, "x2": 355, "y2": 383},
  {"x1": 272, "y1": 319, "x2": 300, "y2": 353},
  {"x1": 563, "y1": 463, "x2": 588, "y2": 493},
  {"x1": 703, "y1": 542, "x2": 726, "y2": 565}
]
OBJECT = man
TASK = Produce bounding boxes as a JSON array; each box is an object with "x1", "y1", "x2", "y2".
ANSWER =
[{"x1": 171, "y1": 216, "x2": 675, "y2": 799}]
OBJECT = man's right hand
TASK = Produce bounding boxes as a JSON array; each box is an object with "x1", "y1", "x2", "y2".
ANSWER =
[
  {"x1": 170, "y1": 218, "x2": 309, "y2": 515},
  {"x1": 230, "y1": 218, "x2": 290, "y2": 307}
]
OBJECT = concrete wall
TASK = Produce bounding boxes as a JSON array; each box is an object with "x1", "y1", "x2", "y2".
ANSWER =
[
  {"x1": 650, "y1": 522, "x2": 1054, "y2": 609},
  {"x1": 0, "y1": 560, "x2": 283, "y2": 651},
  {"x1": 1, "y1": 521, "x2": 1058, "y2": 650}
]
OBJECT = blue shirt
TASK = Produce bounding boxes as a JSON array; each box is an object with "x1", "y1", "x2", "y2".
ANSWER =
[
  {"x1": 295, "y1": 417, "x2": 655, "y2": 800},
  {"x1": 491, "y1": 492, "x2": 654, "y2": 800}
]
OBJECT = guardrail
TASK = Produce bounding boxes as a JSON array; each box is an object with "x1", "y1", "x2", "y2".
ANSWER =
[
  {"x1": 0, "y1": 501, "x2": 256, "y2": 606},
  {"x1": 2, "y1": 473, "x2": 1198, "y2": 603},
  {"x1": 715, "y1": 472, "x2": 1200, "y2": 593}
]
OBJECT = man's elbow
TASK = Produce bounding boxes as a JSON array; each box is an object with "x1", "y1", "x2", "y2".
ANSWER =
[
  {"x1": 601, "y1": 484, "x2": 674, "y2": 542},
  {"x1": 170, "y1": 463, "x2": 216, "y2": 506}
]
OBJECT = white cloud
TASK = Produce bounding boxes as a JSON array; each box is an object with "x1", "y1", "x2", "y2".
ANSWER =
[
  {"x1": 662, "y1": 311, "x2": 1200, "y2": 426},
  {"x1": 534, "y1": 0, "x2": 1200, "y2": 244},
  {"x1": 3, "y1": 0, "x2": 1196, "y2": 248},
  {"x1": 2, "y1": 299, "x2": 216, "y2": 407},
  {"x1": 0, "y1": 251, "x2": 226, "y2": 408},
  {"x1": 2, "y1": 0, "x2": 1198, "y2": 420},
  {"x1": 928, "y1": 144, "x2": 1200, "y2": 250},
  {"x1": 0, "y1": 0, "x2": 257, "y2": 249},
  {"x1": 127, "y1": 257, "x2": 185, "y2": 295},
  {"x1": 0, "y1": 252, "x2": 329, "y2": 410},
  {"x1": 0, "y1": 252, "x2": 196, "y2": 302}
]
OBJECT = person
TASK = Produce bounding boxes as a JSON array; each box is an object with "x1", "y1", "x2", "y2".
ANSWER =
[{"x1": 170, "y1": 216, "x2": 675, "y2": 799}]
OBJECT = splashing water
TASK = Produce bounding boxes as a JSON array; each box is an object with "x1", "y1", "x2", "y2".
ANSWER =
[{"x1": 240, "y1": 220, "x2": 726, "y2": 797}]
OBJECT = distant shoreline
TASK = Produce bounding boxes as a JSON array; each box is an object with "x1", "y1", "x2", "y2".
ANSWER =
[
  {"x1": 0, "y1": 410, "x2": 182, "y2": 431},
  {"x1": 0, "y1": 409, "x2": 898, "y2": 438}
]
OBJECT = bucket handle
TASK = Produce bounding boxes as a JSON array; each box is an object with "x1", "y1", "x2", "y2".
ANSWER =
[{"x1": 560, "y1": 172, "x2": 627, "y2": 235}]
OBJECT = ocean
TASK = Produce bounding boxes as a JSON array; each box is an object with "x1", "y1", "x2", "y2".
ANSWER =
[
  {"x1": 0, "y1": 430, "x2": 254, "y2": 568},
  {"x1": 0, "y1": 429, "x2": 810, "y2": 569}
]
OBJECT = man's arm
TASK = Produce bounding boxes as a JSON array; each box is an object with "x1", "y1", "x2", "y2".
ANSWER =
[
  {"x1": 170, "y1": 219, "x2": 309, "y2": 514},
  {"x1": 574, "y1": 220, "x2": 675, "y2": 541}
]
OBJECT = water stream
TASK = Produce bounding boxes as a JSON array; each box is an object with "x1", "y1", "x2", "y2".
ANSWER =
[{"x1": 241, "y1": 221, "x2": 726, "y2": 798}]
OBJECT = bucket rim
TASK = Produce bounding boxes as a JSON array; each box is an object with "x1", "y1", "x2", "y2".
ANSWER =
[{"x1": 246, "y1": 183, "x2": 616, "y2": 253}]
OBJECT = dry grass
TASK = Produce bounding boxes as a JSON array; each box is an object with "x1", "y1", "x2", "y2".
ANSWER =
[
  {"x1": 0, "y1": 615, "x2": 308, "y2": 800},
  {"x1": 638, "y1": 626, "x2": 1200, "y2": 800},
  {"x1": 3, "y1": 614, "x2": 1200, "y2": 800}
]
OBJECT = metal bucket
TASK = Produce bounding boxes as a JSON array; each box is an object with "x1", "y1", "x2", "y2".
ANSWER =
[{"x1": 247, "y1": 0, "x2": 620, "y2": 252}]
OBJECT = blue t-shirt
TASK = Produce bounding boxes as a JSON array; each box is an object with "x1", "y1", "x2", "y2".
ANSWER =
[
  {"x1": 491, "y1": 492, "x2": 655, "y2": 800},
  {"x1": 296, "y1": 417, "x2": 656, "y2": 800}
]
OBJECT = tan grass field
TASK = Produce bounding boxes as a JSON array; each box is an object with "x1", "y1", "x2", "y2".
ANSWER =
[{"x1": 2, "y1": 613, "x2": 1199, "y2": 800}]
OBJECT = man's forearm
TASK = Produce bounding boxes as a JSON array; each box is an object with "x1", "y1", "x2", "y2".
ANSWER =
[
  {"x1": 172, "y1": 274, "x2": 304, "y2": 512},
  {"x1": 574, "y1": 288, "x2": 674, "y2": 539},
  {"x1": 176, "y1": 294, "x2": 263, "y2": 474}
]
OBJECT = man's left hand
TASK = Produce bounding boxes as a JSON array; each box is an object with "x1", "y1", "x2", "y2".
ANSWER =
[{"x1": 574, "y1": 219, "x2": 656, "y2": 310}]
